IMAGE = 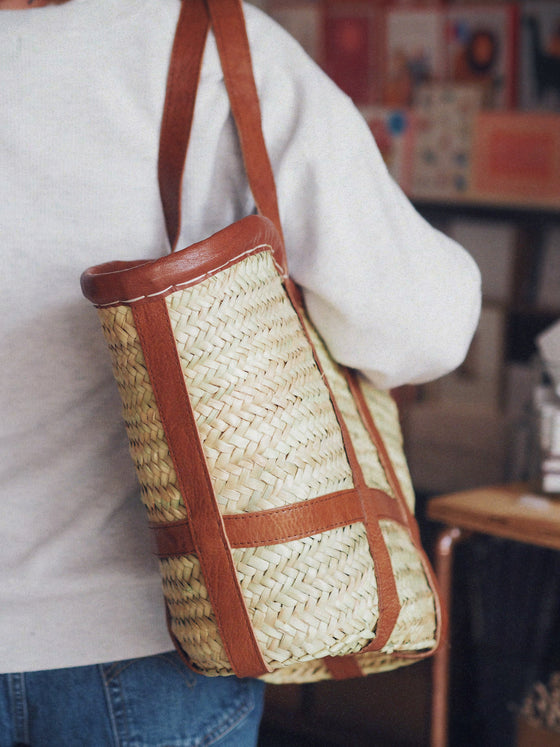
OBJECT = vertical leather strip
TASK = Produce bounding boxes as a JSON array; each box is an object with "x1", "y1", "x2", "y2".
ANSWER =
[
  {"x1": 324, "y1": 654, "x2": 364, "y2": 680},
  {"x1": 285, "y1": 311, "x2": 402, "y2": 654},
  {"x1": 354, "y1": 486, "x2": 402, "y2": 652},
  {"x1": 207, "y1": 0, "x2": 407, "y2": 655},
  {"x1": 345, "y1": 370, "x2": 420, "y2": 542},
  {"x1": 295, "y1": 363, "x2": 402, "y2": 653},
  {"x1": 346, "y1": 370, "x2": 447, "y2": 656},
  {"x1": 158, "y1": 0, "x2": 210, "y2": 251},
  {"x1": 205, "y1": 0, "x2": 286, "y2": 263},
  {"x1": 132, "y1": 299, "x2": 269, "y2": 678},
  {"x1": 205, "y1": 0, "x2": 401, "y2": 658}
]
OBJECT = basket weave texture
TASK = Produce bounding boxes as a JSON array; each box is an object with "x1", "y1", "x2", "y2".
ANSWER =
[{"x1": 97, "y1": 247, "x2": 437, "y2": 683}]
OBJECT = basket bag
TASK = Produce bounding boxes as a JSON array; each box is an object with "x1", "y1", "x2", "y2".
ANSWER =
[{"x1": 81, "y1": 0, "x2": 445, "y2": 684}]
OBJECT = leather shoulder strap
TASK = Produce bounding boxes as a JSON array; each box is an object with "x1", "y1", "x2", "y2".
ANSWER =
[
  {"x1": 158, "y1": 0, "x2": 209, "y2": 251},
  {"x1": 205, "y1": 0, "x2": 284, "y2": 246},
  {"x1": 158, "y1": 0, "x2": 285, "y2": 266}
]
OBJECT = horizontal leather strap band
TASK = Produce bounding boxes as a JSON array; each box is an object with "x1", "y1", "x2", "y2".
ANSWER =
[{"x1": 151, "y1": 487, "x2": 404, "y2": 558}]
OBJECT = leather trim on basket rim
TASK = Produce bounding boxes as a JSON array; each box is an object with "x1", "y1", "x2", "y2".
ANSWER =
[{"x1": 80, "y1": 215, "x2": 283, "y2": 308}]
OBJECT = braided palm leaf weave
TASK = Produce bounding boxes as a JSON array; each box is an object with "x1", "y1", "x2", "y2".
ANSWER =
[{"x1": 98, "y1": 248, "x2": 437, "y2": 682}]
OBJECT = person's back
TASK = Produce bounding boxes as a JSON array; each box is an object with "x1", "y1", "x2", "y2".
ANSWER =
[{"x1": 0, "y1": 0, "x2": 480, "y2": 743}]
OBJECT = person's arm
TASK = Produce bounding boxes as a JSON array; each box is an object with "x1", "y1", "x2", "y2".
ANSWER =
[{"x1": 247, "y1": 6, "x2": 481, "y2": 390}]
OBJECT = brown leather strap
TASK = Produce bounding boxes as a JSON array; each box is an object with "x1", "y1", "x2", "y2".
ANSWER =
[
  {"x1": 354, "y1": 484, "x2": 402, "y2": 652},
  {"x1": 158, "y1": 0, "x2": 286, "y2": 267},
  {"x1": 132, "y1": 298, "x2": 269, "y2": 679},
  {"x1": 324, "y1": 654, "x2": 364, "y2": 680},
  {"x1": 205, "y1": 0, "x2": 285, "y2": 253},
  {"x1": 156, "y1": 0, "x2": 431, "y2": 669},
  {"x1": 158, "y1": 0, "x2": 210, "y2": 251},
  {"x1": 346, "y1": 371, "x2": 446, "y2": 655},
  {"x1": 346, "y1": 371, "x2": 420, "y2": 541},
  {"x1": 282, "y1": 308, "x2": 402, "y2": 653},
  {"x1": 151, "y1": 487, "x2": 406, "y2": 557}
]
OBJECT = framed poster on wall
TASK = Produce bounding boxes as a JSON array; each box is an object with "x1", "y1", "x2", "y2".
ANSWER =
[
  {"x1": 384, "y1": 7, "x2": 446, "y2": 107},
  {"x1": 445, "y1": 3, "x2": 519, "y2": 109},
  {"x1": 471, "y1": 111, "x2": 560, "y2": 207},
  {"x1": 323, "y1": 0, "x2": 385, "y2": 104}
]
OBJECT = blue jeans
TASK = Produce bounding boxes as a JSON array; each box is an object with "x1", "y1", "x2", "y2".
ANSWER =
[{"x1": 0, "y1": 652, "x2": 265, "y2": 747}]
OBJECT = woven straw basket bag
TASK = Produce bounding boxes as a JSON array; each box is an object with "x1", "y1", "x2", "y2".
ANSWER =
[{"x1": 81, "y1": 0, "x2": 445, "y2": 684}]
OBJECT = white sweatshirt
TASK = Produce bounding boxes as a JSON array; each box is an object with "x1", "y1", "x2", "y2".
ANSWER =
[{"x1": 0, "y1": 0, "x2": 480, "y2": 673}]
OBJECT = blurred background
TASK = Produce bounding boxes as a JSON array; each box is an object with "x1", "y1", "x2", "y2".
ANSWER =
[{"x1": 250, "y1": 1, "x2": 560, "y2": 744}]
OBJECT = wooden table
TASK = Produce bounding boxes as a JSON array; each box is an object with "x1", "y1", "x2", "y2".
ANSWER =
[{"x1": 427, "y1": 483, "x2": 560, "y2": 747}]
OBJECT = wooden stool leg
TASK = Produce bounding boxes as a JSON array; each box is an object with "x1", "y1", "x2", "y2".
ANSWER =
[{"x1": 431, "y1": 526, "x2": 469, "y2": 747}]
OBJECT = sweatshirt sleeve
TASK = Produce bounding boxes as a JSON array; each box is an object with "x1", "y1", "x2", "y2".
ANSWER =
[{"x1": 245, "y1": 6, "x2": 482, "y2": 390}]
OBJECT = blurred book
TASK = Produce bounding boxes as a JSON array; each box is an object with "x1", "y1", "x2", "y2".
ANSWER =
[
  {"x1": 471, "y1": 111, "x2": 560, "y2": 208},
  {"x1": 519, "y1": 0, "x2": 560, "y2": 112},
  {"x1": 536, "y1": 227, "x2": 560, "y2": 311},
  {"x1": 404, "y1": 400, "x2": 507, "y2": 493},
  {"x1": 323, "y1": 0, "x2": 384, "y2": 104}
]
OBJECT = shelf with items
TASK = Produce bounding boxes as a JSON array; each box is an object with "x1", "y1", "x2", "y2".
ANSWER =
[
  {"x1": 404, "y1": 201, "x2": 560, "y2": 495},
  {"x1": 254, "y1": 4, "x2": 560, "y2": 746},
  {"x1": 254, "y1": 0, "x2": 560, "y2": 494},
  {"x1": 412, "y1": 199, "x2": 560, "y2": 320},
  {"x1": 259, "y1": 0, "x2": 560, "y2": 116},
  {"x1": 377, "y1": 104, "x2": 560, "y2": 212},
  {"x1": 257, "y1": 0, "x2": 560, "y2": 213},
  {"x1": 413, "y1": 198, "x2": 560, "y2": 222}
]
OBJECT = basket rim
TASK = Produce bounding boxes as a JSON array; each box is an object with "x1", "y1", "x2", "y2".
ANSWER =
[{"x1": 80, "y1": 215, "x2": 283, "y2": 308}]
